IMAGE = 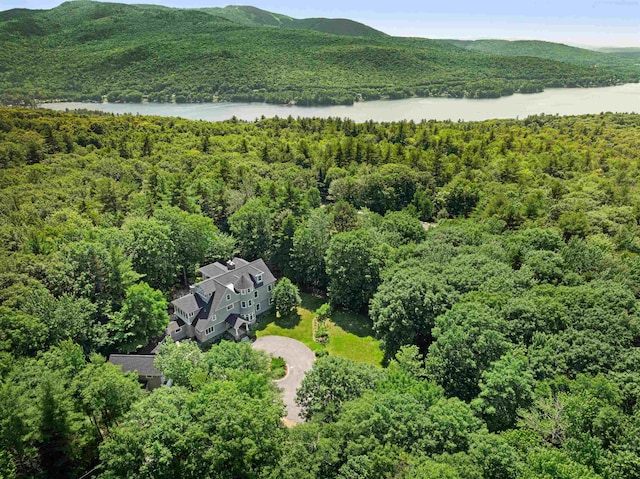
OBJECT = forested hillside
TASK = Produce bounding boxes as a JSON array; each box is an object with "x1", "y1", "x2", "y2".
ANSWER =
[
  {"x1": 2, "y1": 107, "x2": 640, "y2": 477},
  {"x1": 448, "y1": 39, "x2": 640, "y2": 72},
  {"x1": 201, "y1": 5, "x2": 386, "y2": 37},
  {"x1": 1, "y1": 1, "x2": 638, "y2": 106}
]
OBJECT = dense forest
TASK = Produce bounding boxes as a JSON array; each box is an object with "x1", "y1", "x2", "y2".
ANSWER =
[
  {"x1": 1, "y1": 106, "x2": 640, "y2": 478},
  {"x1": 1, "y1": 1, "x2": 639, "y2": 106}
]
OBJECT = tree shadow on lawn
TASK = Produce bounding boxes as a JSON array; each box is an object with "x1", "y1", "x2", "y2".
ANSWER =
[
  {"x1": 330, "y1": 309, "x2": 376, "y2": 339},
  {"x1": 255, "y1": 310, "x2": 302, "y2": 331}
]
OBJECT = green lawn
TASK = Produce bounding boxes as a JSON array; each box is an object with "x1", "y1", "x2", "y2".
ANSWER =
[{"x1": 254, "y1": 293, "x2": 383, "y2": 366}]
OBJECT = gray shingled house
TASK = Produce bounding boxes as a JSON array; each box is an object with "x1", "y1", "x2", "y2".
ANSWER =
[
  {"x1": 169, "y1": 257, "x2": 276, "y2": 343},
  {"x1": 108, "y1": 354, "x2": 164, "y2": 390}
]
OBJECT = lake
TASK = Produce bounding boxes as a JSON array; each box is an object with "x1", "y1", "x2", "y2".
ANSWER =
[{"x1": 40, "y1": 83, "x2": 640, "y2": 123}]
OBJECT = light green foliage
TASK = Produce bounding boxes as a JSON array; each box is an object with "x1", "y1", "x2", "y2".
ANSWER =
[
  {"x1": 272, "y1": 278, "x2": 302, "y2": 318},
  {"x1": 99, "y1": 343, "x2": 284, "y2": 478},
  {"x1": 0, "y1": 342, "x2": 140, "y2": 478},
  {"x1": 155, "y1": 340, "x2": 272, "y2": 390},
  {"x1": 295, "y1": 355, "x2": 384, "y2": 422},
  {"x1": 98, "y1": 382, "x2": 285, "y2": 479},
  {"x1": 72, "y1": 355, "x2": 143, "y2": 439},
  {"x1": 110, "y1": 282, "x2": 169, "y2": 353},
  {"x1": 0, "y1": 306, "x2": 47, "y2": 358},
  {"x1": 521, "y1": 449, "x2": 603, "y2": 479},
  {"x1": 3, "y1": 109, "x2": 640, "y2": 478},
  {"x1": 376, "y1": 210, "x2": 428, "y2": 247}
]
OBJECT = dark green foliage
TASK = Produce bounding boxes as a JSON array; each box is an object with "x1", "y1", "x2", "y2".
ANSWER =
[
  {"x1": 370, "y1": 267, "x2": 459, "y2": 360},
  {"x1": 425, "y1": 303, "x2": 510, "y2": 401},
  {"x1": 325, "y1": 229, "x2": 385, "y2": 311},
  {"x1": 229, "y1": 198, "x2": 273, "y2": 261}
]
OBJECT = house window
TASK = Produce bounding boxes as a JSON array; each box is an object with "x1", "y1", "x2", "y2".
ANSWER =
[
  {"x1": 226, "y1": 304, "x2": 233, "y2": 311},
  {"x1": 254, "y1": 291, "x2": 259, "y2": 298},
  {"x1": 241, "y1": 301, "x2": 246, "y2": 308},
  {"x1": 248, "y1": 300, "x2": 253, "y2": 307},
  {"x1": 256, "y1": 303, "x2": 261, "y2": 312},
  {"x1": 256, "y1": 274, "x2": 263, "y2": 283},
  {"x1": 269, "y1": 297, "x2": 274, "y2": 305},
  {"x1": 268, "y1": 284, "x2": 273, "y2": 292},
  {"x1": 226, "y1": 293, "x2": 231, "y2": 301}
]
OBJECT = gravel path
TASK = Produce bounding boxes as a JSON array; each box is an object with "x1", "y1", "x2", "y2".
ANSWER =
[{"x1": 253, "y1": 336, "x2": 315, "y2": 423}]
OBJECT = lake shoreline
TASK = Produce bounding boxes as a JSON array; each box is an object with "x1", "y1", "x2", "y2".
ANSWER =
[
  {"x1": 38, "y1": 83, "x2": 640, "y2": 123},
  {"x1": 35, "y1": 80, "x2": 638, "y2": 108}
]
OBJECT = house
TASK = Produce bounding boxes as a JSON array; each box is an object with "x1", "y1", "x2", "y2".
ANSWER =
[
  {"x1": 109, "y1": 354, "x2": 164, "y2": 390},
  {"x1": 169, "y1": 257, "x2": 276, "y2": 343}
]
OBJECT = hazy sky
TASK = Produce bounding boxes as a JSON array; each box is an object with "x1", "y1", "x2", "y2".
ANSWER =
[{"x1": 2, "y1": 0, "x2": 639, "y2": 47}]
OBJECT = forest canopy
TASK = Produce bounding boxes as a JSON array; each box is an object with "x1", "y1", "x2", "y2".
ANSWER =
[{"x1": 1, "y1": 107, "x2": 640, "y2": 478}]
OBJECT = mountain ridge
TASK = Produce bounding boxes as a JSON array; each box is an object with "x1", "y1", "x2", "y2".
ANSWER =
[{"x1": 0, "y1": 1, "x2": 638, "y2": 106}]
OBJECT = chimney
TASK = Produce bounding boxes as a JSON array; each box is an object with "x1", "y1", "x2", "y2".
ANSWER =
[{"x1": 226, "y1": 260, "x2": 236, "y2": 270}]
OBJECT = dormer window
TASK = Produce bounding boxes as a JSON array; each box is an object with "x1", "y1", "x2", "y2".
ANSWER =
[{"x1": 256, "y1": 273, "x2": 263, "y2": 283}]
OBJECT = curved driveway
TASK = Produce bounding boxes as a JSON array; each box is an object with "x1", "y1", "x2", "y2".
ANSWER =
[{"x1": 253, "y1": 336, "x2": 315, "y2": 423}]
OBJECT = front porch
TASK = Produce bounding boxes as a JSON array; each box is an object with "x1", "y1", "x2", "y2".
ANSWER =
[{"x1": 224, "y1": 314, "x2": 252, "y2": 341}]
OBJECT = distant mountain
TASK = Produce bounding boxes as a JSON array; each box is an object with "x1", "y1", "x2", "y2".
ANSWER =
[
  {"x1": 446, "y1": 39, "x2": 638, "y2": 71},
  {"x1": 201, "y1": 5, "x2": 386, "y2": 37},
  {"x1": 0, "y1": 1, "x2": 638, "y2": 106},
  {"x1": 596, "y1": 47, "x2": 640, "y2": 53}
]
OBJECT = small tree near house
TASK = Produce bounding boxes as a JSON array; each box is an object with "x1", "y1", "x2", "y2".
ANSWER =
[{"x1": 273, "y1": 277, "x2": 301, "y2": 317}]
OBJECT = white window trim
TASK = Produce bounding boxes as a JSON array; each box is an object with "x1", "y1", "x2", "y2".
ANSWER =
[
  {"x1": 226, "y1": 303, "x2": 233, "y2": 311},
  {"x1": 254, "y1": 291, "x2": 259, "y2": 298},
  {"x1": 241, "y1": 301, "x2": 247, "y2": 308},
  {"x1": 256, "y1": 303, "x2": 261, "y2": 312},
  {"x1": 248, "y1": 299, "x2": 253, "y2": 306},
  {"x1": 226, "y1": 293, "x2": 231, "y2": 301},
  {"x1": 268, "y1": 284, "x2": 273, "y2": 292}
]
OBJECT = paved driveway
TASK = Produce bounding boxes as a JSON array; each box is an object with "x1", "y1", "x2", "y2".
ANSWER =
[{"x1": 253, "y1": 336, "x2": 315, "y2": 423}]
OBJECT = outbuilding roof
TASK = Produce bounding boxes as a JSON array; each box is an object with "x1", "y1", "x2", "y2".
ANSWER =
[{"x1": 109, "y1": 354, "x2": 161, "y2": 377}]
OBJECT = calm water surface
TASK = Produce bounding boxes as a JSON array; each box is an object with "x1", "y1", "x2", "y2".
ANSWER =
[{"x1": 40, "y1": 83, "x2": 640, "y2": 122}]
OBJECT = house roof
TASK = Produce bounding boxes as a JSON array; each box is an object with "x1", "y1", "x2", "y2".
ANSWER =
[
  {"x1": 225, "y1": 314, "x2": 251, "y2": 330},
  {"x1": 195, "y1": 277, "x2": 217, "y2": 297},
  {"x1": 199, "y1": 262, "x2": 227, "y2": 278},
  {"x1": 234, "y1": 274, "x2": 254, "y2": 291},
  {"x1": 109, "y1": 354, "x2": 161, "y2": 377},
  {"x1": 171, "y1": 294, "x2": 200, "y2": 313},
  {"x1": 185, "y1": 257, "x2": 276, "y2": 334}
]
